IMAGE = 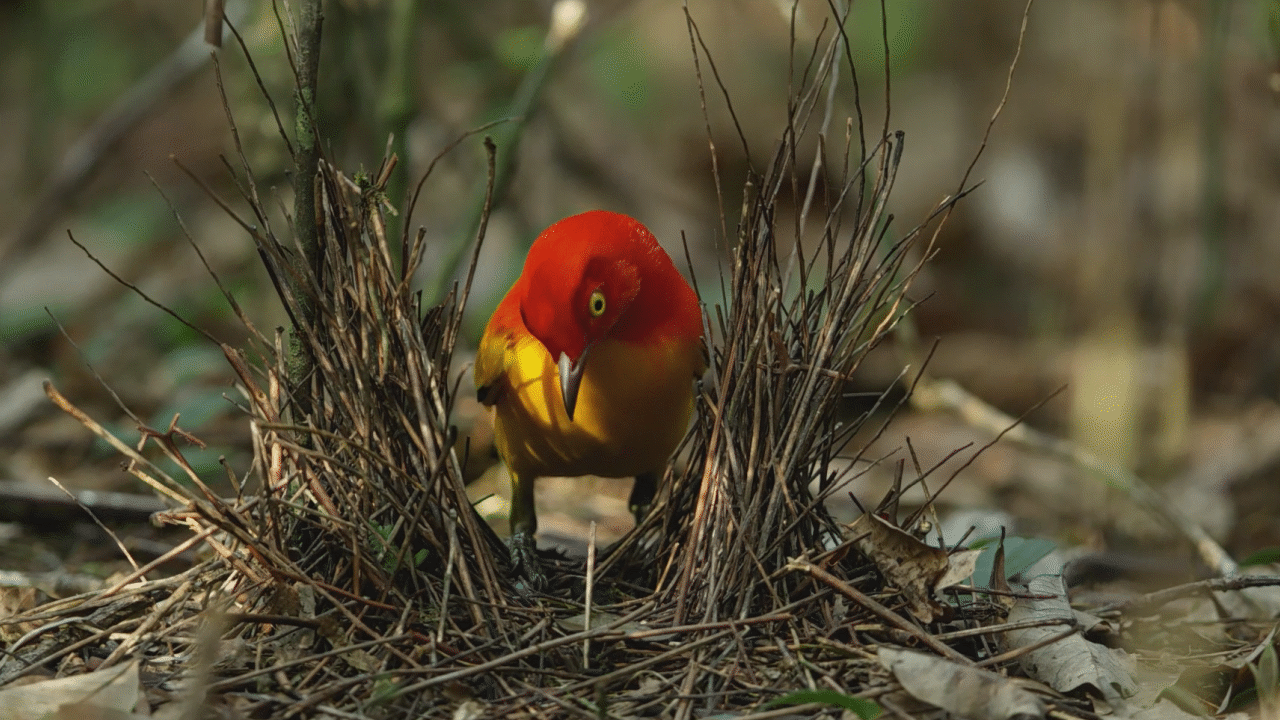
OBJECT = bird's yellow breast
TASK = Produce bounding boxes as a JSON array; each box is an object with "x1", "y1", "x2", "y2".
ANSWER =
[{"x1": 492, "y1": 334, "x2": 699, "y2": 480}]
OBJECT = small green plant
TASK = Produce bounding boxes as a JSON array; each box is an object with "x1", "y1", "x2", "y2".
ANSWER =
[
  {"x1": 1249, "y1": 642, "x2": 1279, "y2": 719},
  {"x1": 764, "y1": 689, "x2": 881, "y2": 718},
  {"x1": 368, "y1": 521, "x2": 427, "y2": 574}
]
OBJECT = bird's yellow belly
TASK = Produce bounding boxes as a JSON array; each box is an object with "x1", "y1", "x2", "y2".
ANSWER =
[{"x1": 494, "y1": 337, "x2": 697, "y2": 479}]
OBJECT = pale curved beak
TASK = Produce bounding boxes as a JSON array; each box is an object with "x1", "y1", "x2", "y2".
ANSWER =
[{"x1": 557, "y1": 347, "x2": 590, "y2": 421}]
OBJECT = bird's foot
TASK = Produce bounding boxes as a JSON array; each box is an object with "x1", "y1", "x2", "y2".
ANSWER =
[
  {"x1": 508, "y1": 531, "x2": 547, "y2": 592},
  {"x1": 629, "y1": 502, "x2": 652, "y2": 527},
  {"x1": 629, "y1": 472, "x2": 658, "y2": 527}
]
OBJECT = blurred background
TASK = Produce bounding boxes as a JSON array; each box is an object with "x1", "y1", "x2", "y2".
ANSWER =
[{"x1": 1, "y1": 0, "x2": 1278, "y2": 589}]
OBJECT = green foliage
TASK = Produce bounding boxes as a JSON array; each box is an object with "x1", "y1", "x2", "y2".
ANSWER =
[
  {"x1": 969, "y1": 535, "x2": 1057, "y2": 584},
  {"x1": 1240, "y1": 547, "x2": 1280, "y2": 568},
  {"x1": 1251, "y1": 642, "x2": 1280, "y2": 717},
  {"x1": 763, "y1": 689, "x2": 881, "y2": 718},
  {"x1": 369, "y1": 674, "x2": 403, "y2": 705},
  {"x1": 369, "y1": 521, "x2": 428, "y2": 574}
]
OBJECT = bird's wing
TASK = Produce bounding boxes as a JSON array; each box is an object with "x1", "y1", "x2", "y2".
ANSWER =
[{"x1": 474, "y1": 292, "x2": 522, "y2": 407}]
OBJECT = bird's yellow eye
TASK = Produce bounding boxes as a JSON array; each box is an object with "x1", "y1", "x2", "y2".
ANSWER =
[{"x1": 588, "y1": 290, "x2": 607, "y2": 317}]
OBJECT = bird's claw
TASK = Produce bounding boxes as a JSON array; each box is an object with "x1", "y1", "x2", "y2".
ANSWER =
[
  {"x1": 629, "y1": 472, "x2": 657, "y2": 527},
  {"x1": 629, "y1": 502, "x2": 652, "y2": 526},
  {"x1": 508, "y1": 531, "x2": 547, "y2": 591}
]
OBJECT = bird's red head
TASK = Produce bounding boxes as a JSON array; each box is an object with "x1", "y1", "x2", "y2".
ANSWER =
[{"x1": 516, "y1": 210, "x2": 701, "y2": 418}]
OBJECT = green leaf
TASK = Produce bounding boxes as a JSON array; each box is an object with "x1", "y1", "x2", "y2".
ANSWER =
[
  {"x1": 971, "y1": 536, "x2": 1056, "y2": 584},
  {"x1": 764, "y1": 689, "x2": 880, "y2": 718},
  {"x1": 1240, "y1": 547, "x2": 1280, "y2": 567},
  {"x1": 1254, "y1": 643, "x2": 1279, "y2": 710}
]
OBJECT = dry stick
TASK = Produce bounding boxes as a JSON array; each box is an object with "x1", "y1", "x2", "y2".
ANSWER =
[
  {"x1": 436, "y1": 509, "x2": 460, "y2": 645},
  {"x1": 401, "y1": 325, "x2": 495, "y2": 629},
  {"x1": 793, "y1": 1, "x2": 848, "y2": 246},
  {"x1": 623, "y1": 612, "x2": 793, "y2": 641},
  {"x1": 559, "y1": 629, "x2": 733, "y2": 695},
  {"x1": 388, "y1": 134, "x2": 506, "y2": 610},
  {"x1": 584, "y1": 521, "x2": 597, "y2": 670},
  {"x1": 912, "y1": 377, "x2": 1238, "y2": 577},
  {"x1": 974, "y1": 625, "x2": 1080, "y2": 670},
  {"x1": 43, "y1": 382, "x2": 189, "y2": 507},
  {"x1": 99, "y1": 578, "x2": 196, "y2": 669},
  {"x1": 675, "y1": 655, "x2": 701, "y2": 720},
  {"x1": 206, "y1": 633, "x2": 414, "y2": 693},
  {"x1": 787, "y1": 558, "x2": 972, "y2": 666},
  {"x1": 0, "y1": 562, "x2": 217, "y2": 632},
  {"x1": 0, "y1": 482, "x2": 165, "y2": 527},
  {"x1": 149, "y1": 175, "x2": 271, "y2": 351},
  {"x1": 101, "y1": 526, "x2": 219, "y2": 598},
  {"x1": 0, "y1": 617, "x2": 143, "y2": 684},
  {"x1": 1095, "y1": 574, "x2": 1280, "y2": 618},
  {"x1": 726, "y1": 703, "x2": 833, "y2": 720},
  {"x1": 682, "y1": 6, "x2": 730, "y2": 242},
  {"x1": 394, "y1": 602, "x2": 658, "y2": 698}
]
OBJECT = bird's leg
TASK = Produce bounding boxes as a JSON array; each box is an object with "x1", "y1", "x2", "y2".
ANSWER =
[
  {"x1": 629, "y1": 471, "x2": 659, "y2": 525},
  {"x1": 507, "y1": 471, "x2": 546, "y2": 590}
]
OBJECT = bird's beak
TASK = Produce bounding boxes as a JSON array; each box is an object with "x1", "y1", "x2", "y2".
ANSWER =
[{"x1": 557, "y1": 347, "x2": 590, "y2": 421}]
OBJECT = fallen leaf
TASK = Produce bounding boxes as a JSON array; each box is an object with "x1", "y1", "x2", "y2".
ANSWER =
[
  {"x1": 1003, "y1": 571, "x2": 1136, "y2": 701},
  {"x1": 849, "y1": 513, "x2": 979, "y2": 623},
  {"x1": 0, "y1": 660, "x2": 139, "y2": 720},
  {"x1": 879, "y1": 647, "x2": 1045, "y2": 719}
]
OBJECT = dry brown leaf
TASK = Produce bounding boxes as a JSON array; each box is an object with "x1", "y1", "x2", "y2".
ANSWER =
[
  {"x1": 0, "y1": 585, "x2": 38, "y2": 640},
  {"x1": 850, "y1": 512, "x2": 981, "y2": 623},
  {"x1": 879, "y1": 647, "x2": 1046, "y2": 719},
  {"x1": 1004, "y1": 571, "x2": 1136, "y2": 701},
  {"x1": 0, "y1": 660, "x2": 139, "y2": 720}
]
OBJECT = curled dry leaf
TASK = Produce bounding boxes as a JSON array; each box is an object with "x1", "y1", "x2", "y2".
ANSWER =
[{"x1": 849, "y1": 512, "x2": 982, "y2": 623}]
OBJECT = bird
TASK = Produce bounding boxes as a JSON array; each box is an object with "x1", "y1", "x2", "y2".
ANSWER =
[{"x1": 474, "y1": 210, "x2": 705, "y2": 589}]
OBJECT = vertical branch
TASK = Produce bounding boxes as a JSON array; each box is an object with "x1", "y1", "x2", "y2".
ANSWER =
[
  {"x1": 289, "y1": 0, "x2": 325, "y2": 405},
  {"x1": 293, "y1": 0, "x2": 323, "y2": 269}
]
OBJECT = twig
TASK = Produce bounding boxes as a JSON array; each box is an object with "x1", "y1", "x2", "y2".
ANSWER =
[
  {"x1": 787, "y1": 557, "x2": 973, "y2": 666},
  {"x1": 1094, "y1": 574, "x2": 1280, "y2": 618},
  {"x1": 0, "y1": 482, "x2": 165, "y2": 527},
  {"x1": 974, "y1": 625, "x2": 1079, "y2": 669},
  {"x1": 42, "y1": 382, "x2": 188, "y2": 507},
  {"x1": 912, "y1": 377, "x2": 1238, "y2": 577},
  {"x1": 44, "y1": 476, "x2": 140, "y2": 572},
  {"x1": 584, "y1": 521, "x2": 597, "y2": 670},
  {"x1": 394, "y1": 602, "x2": 658, "y2": 698}
]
